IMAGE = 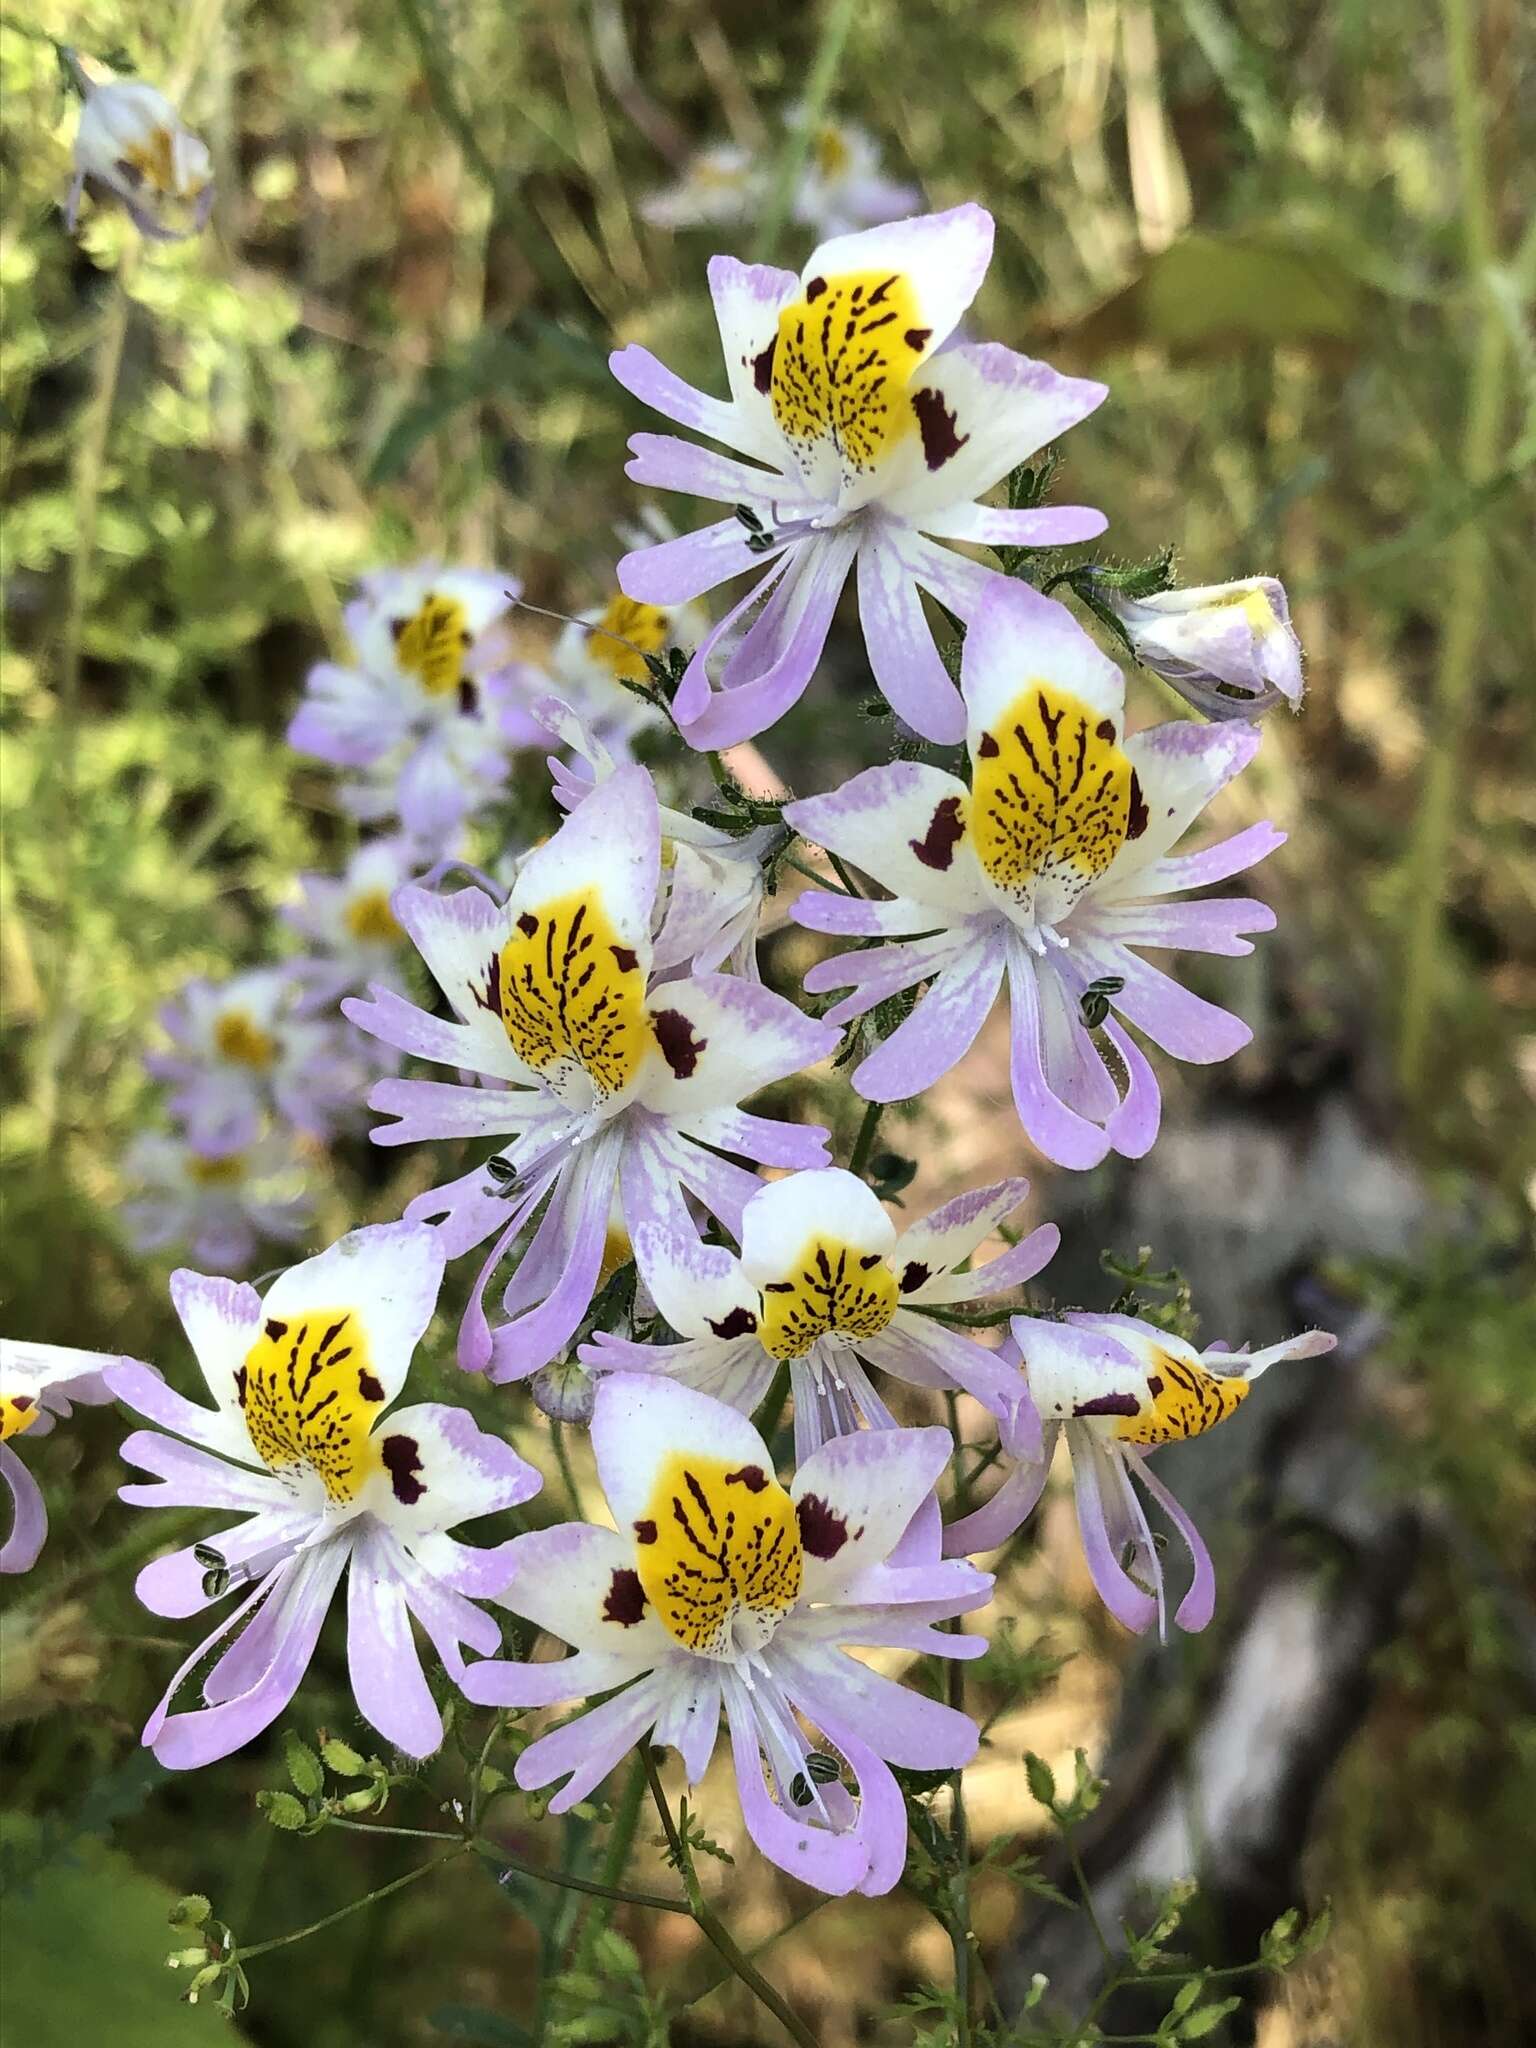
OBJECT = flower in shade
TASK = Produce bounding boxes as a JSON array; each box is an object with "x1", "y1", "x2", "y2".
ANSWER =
[
  {"x1": 343, "y1": 766, "x2": 836, "y2": 1383},
  {"x1": 288, "y1": 566, "x2": 520, "y2": 854},
  {"x1": 1108, "y1": 576, "x2": 1304, "y2": 720},
  {"x1": 462, "y1": 1374, "x2": 990, "y2": 1895},
  {"x1": 944, "y1": 1313, "x2": 1336, "y2": 1635},
  {"x1": 586, "y1": 1166, "x2": 1058, "y2": 1459},
  {"x1": 148, "y1": 967, "x2": 384, "y2": 1151},
  {"x1": 611, "y1": 203, "x2": 1107, "y2": 748},
  {"x1": 786, "y1": 575, "x2": 1283, "y2": 1171},
  {"x1": 283, "y1": 838, "x2": 419, "y2": 1012},
  {"x1": 66, "y1": 71, "x2": 213, "y2": 241},
  {"x1": 121, "y1": 1129, "x2": 314, "y2": 1273},
  {"x1": 1, "y1": 1342, "x2": 119, "y2": 1574},
  {"x1": 105, "y1": 1223, "x2": 540, "y2": 1768}
]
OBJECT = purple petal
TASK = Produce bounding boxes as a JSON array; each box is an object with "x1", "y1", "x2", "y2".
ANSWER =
[
  {"x1": 1119, "y1": 821, "x2": 1286, "y2": 900},
  {"x1": 941, "y1": 1457, "x2": 1052, "y2": 1557},
  {"x1": 1133, "y1": 1455, "x2": 1216, "y2": 1632},
  {"x1": 609, "y1": 342, "x2": 759, "y2": 454},
  {"x1": 618, "y1": 518, "x2": 783, "y2": 606},
  {"x1": 919, "y1": 502, "x2": 1108, "y2": 546},
  {"x1": 625, "y1": 431, "x2": 796, "y2": 507},
  {"x1": 347, "y1": 1529, "x2": 443, "y2": 1756},
  {"x1": 1068, "y1": 1435, "x2": 1158, "y2": 1634},
  {"x1": 0, "y1": 1443, "x2": 47, "y2": 1573},
  {"x1": 852, "y1": 937, "x2": 1004, "y2": 1101},
  {"x1": 1005, "y1": 952, "x2": 1112, "y2": 1169},
  {"x1": 1080, "y1": 896, "x2": 1277, "y2": 957},
  {"x1": 855, "y1": 531, "x2": 965, "y2": 742},
  {"x1": 1072, "y1": 938, "x2": 1253, "y2": 1064},
  {"x1": 517, "y1": 1672, "x2": 673, "y2": 1812}
]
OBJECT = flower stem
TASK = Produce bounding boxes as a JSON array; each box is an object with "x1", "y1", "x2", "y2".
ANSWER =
[
  {"x1": 1396, "y1": 0, "x2": 1509, "y2": 1093},
  {"x1": 550, "y1": 1419, "x2": 586, "y2": 1519},
  {"x1": 471, "y1": 1835, "x2": 688, "y2": 1916},
  {"x1": 642, "y1": 1749, "x2": 818, "y2": 2048},
  {"x1": 749, "y1": 0, "x2": 861, "y2": 262},
  {"x1": 393, "y1": 0, "x2": 503, "y2": 201},
  {"x1": 567, "y1": 1751, "x2": 649, "y2": 1961},
  {"x1": 945, "y1": 1646, "x2": 976, "y2": 2045},
  {"x1": 234, "y1": 1845, "x2": 468, "y2": 1963},
  {"x1": 847, "y1": 1097, "x2": 885, "y2": 1179}
]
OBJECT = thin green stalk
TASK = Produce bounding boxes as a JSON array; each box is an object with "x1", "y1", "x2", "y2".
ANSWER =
[
  {"x1": 675, "y1": 1896, "x2": 830, "y2": 2012},
  {"x1": 847, "y1": 1097, "x2": 885, "y2": 1179},
  {"x1": 550, "y1": 1419, "x2": 586, "y2": 1519},
  {"x1": 1397, "y1": 0, "x2": 1509, "y2": 1091},
  {"x1": 642, "y1": 1750, "x2": 818, "y2": 2048},
  {"x1": 234, "y1": 1846, "x2": 468, "y2": 1963},
  {"x1": 905, "y1": 1301, "x2": 1018, "y2": 1329},
  {"x1": 750, "y1": 0, "x2": 862, "y2": 261},
  {"x1": 945, "y1": 1643, "x2": 975, "y2": 2045},
  {"x1": 780, "y1": 854, "x2": 852, "y2": 895},
  {"x1": 394, "y1": 0, "x2": 503, "y2": 200},
  {"x1": 471, "y1": 1836, "x2": 688, "y2": 1916},
  {"x1": 753, "y1": 1360, "x2": 793, "y2": 1444},
  {"x1": 567, "y1": 1752, "x2": 649, "y2": 1962}
]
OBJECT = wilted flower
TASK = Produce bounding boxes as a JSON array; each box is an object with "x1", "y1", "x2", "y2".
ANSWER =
[
  {"x1": 288, "y1": 566, "x2": 520, "y2": 855},
  {"x1": 587, "y1": 1166, "x2": 1057, "y2": 1458},
  {"x1": 1108, "y1": 576, "x2": 1304, "y2": 719},
  {"x1": 107, "y1": 1223, "x2": 540, "y2": 1767},
  {"x1": 463, "y1": 1375, "x2": 991, "y2": 1895},
  {"x1": 787, "y1": 576, "x2": 1283, "y2": 1170},
  {"x1": 282, "y1": 837, "x2": 419, "y2": 1012},
  {"x1": 344, "y1": 766, "x2": 836, "y2": 1382},
  {"x1": 121, "y1": 1129, "x2": 314, "y2": 1273},
  {"x1": 1, "y1": 1342, "x2": 119, "y2": 1573},
  {"x1": 66, "y1": 71, "x2": 213, "y2": 242},
  {"x1": 944, "y1": 1314, "x2": 1336, "y2": 1634},
  {"x1": 612, "y1": 203, "x2": 1106, "y2": 747}
]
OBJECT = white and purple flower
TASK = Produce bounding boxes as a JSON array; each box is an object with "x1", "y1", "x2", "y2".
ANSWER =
[
  {"x1": 282, "y1": 837, "x2": 419, "y2": 1013},
  {"x1": 586, "y1": 1166, "x2": 1057, "y2": 1458},
  {"x1": 1, "y1": 1342, "x2": 120, "y2": 1574},
  {"x1": 66, "y1": 71, "x2": 213, "y2": 241},
  {"x1": 945, "y1": 1314, "x2": 1336, "y2": 1635},
  {"x1": 1108, "y1": 576, "x2": 1304, "y2": 720},
  {"x1": 787, "y1": 576, "x2": 1283, "y2": 1171},
  {"x1": 106, "y1": 1222, "x2": 540, "y2": 1768},
  {"x1": 120, "y1": 1128, "x2": 315, "y2": 1274},
  {"x1": 463, "y1": 1374, "x2": 990, "y2": 1896},
  {"x1": 344, "y1": 766, "x2": 836, "y2": 1382},
  {"x1": 611, "y1": 203, "x2": 1107, "y2": 747}
]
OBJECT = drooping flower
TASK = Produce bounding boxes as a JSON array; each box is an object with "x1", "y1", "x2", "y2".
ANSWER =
[
  {"x1": 66, "y1": 71, "x2": 213, "y2": 242},
  {"x1": 106, "y1": 1222, "x2": 540, "y2": 1768},
  {"x1": 786, "y1": 575, "x2": 1284, "y2": 1170},
  {"x1": 1, "y1": 1342, "x2": 119, "y2": 1574},
  {"x1": 944, "y1": 1314, "x2": 1336, "y2": 1635},
  {"x1": 462, "y1": 1375, "x2": 990, "y2": 1895},
  {"x1": 1107, "y1": 576, "x2": 1304, "y2": 720},
  {"x1": 288, "y1": 566, "x2": 520, "y2": 854},
  {"x1": 344, "y1": 766, "x2": 837, "y2": 1382},
  {"x1": 121, "y1": 1129, "x2": 314, "y2": 1273},
  {"x1": 611, "y1": 203, "x2": 1107, "y2": 748},
  {"x1": 283, "y1": 837, "x2": 418, "y2": 1012},
  {"x1": 147, "y1": 967, "x2": 383, "y2": 1151},
  {"x1": 586, "y1": 1166, "x2": 1058, "y2": 1458}
]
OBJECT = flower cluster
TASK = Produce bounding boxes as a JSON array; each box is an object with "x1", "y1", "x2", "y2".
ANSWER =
[{"x1": 15, "y1": 198, "x2": 1337, "y2": 1907}]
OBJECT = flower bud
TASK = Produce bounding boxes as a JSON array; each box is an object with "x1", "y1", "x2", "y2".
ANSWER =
[
  {"x1": 67, "y1": 76, "x2": 213, "y2": 242},
  {"x1": 1109, "y1": 576, "x2": 1303, "y2": 719},
  {"x1": 531, "y1": 1356, "x2": 597, "y2": 1427}
]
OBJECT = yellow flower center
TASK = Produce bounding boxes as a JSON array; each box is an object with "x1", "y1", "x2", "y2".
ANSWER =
[
  {"x1": 1110, "y1": 1352, "x2": 1251, "y2": 1447},
  {"x1": 813, "y1": 124, "x2": 851, "y2": 179},
  {"x1": 599, "y1": 1222, "x2": 633, "y2": 1287},
  {"x1": 0, "y1": 1394, "x2": 43, "y2": 1442},
  {"x1": 121, "y1": 126, "x2": 177, "y2": 195},
  {"x1": 757, "y1": 1237, "x2": 898, "y2": 1362},
  {"x1": 393, "y1": 594, "x2": 472, "y2": 697},
  {"x1": 769, "y1": 267, "x2": 928, "y2": 482},
  {"x1": 214, "y1": 1010, "x2": 277, "y2": 1069},
  {"x1": 345, "y1": 888, "x2": 403, "y2": 943},
  {"x1": 971, "y1": 684, "x2": 1138, "y2": 918},
  {"x1": 489, "y1": 887, "x2": 647, "y2": 1101},
  {"x1": 591, "y1": 594, "x2": 671, "y2": 685},
  {"x1": 236, "y1": 1308, "x2": 384, "y2": 1504},
  {"x1": 635, "y1": 1451, "x2": 803, "y2": 1658},
  {"x1": 187, "y1": 1152, "x2": 247, "y2": 1187}
]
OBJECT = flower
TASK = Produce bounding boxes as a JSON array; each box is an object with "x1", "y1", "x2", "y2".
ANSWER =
[
  {"x1": 106, "y1": 1223, "x2": 540, "y2": 1768},
  {"x1": 66, "y1": 73, "x2": 213, "y2": 242},
  {"x1": 147, "y1": 967, "x2": 384, "y2": 1151},
  {"x1": 944, "y1": 1313, "x2": 1336, "y2": 1635},
  {"x1": 585, "y1": 1166, "x2": 1058, "y2": 1458},
  {"x1": 343, "y1": 765, "x2": 837, "y2": 1382},
  {"x1": 1108, "y1": 576, "x2": 1304, "y2": 720},
  {"x1": 282, "y1": 837, "x2": 419, "y2": 1012},
  {"x1": 121, "y1": 1129, "x2": 314, "y2": 1272},
  {"x1": 611, "y1": 203, "x2": 1108, "y2": 748},
  {"x1": 640, "y1": 143, "x2": 763, "y2": 232},
  {"x1": 499, "y1": 590, "x2": 704, "y2": 763},
  {"x1": 462, "y1": 1374, "x2": 991, "y2": 1895},
  {"x1": 1, "y1": 1342, "x2": 119, "y2": 1574},
  {"x1": 786, "y1": 576, "x2": 1284, "y2": 1170},
  {"x1": 789, "y1": 115, "x2": 921, "y2": 238},
  {"x1": 288, "y1": 565, "x2": 521, "y2": 855}
]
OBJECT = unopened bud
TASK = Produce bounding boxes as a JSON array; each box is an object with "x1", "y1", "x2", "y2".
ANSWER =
[
  {"x1": 531, "y1": 1357, "x2": 596, "y2": 1426},
  {"x1": 1107, "y1": 576, "x2": 1302, "y2": 719}
]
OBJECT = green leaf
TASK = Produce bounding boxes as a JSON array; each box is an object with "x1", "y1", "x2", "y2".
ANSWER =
[
  {"x1": 1179, "y1": 1996, "x2": 1243, "y2": 2038},
  {"x1": 169, "y1": 1894, "x2": 212, "y2": 1930},
  {"x1": 319, "y1": 1737, "x2": 369, "y2": 1778},
  {"x1": 281, "y1": 1731, "x2": 324, "y2": 1798},
  {"x1": 1023, "y1": 1751, "x2": 1057, "y2": 1809},
  {"x1": 255, "y1": 1790, "x2": 310, "y2": 1833}
]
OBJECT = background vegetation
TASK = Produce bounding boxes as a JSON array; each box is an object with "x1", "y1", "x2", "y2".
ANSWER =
[{"x1": 1, "y1": 1, "x2": 1533, "y2": 2044}]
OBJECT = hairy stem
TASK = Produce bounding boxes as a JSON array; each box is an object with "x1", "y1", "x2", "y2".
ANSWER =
[{"x1": 847, "y1": 1096, "x2": 885, "y2": 1179}]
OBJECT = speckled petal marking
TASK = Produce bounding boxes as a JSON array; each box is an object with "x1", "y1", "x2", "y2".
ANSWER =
[
  {"x1": 236, "y1": 1309, "x2": 384, "y2": 1502},
  {"x1": 0, "y1": 1395, "x2": 42, "y2": 1442},
  {"x1": 486, "y1": 887, "x2": 647, "y2": 1099},
  {"x1": 1111, "y1": 1353, "x2": 1251, "y2": 1446},
  {"x1": 769, "y1": 269, "x2": 928, "y2": 490},
  {"x1": 636, "y1": 1452, "x2": 803, "y2": 1658},
  {"x1": 757, "y1": 1238, "x2": 898, "y2": 1361},
  {"x1": 392, "y1": 593, "x2": 472, "y2": 698}
]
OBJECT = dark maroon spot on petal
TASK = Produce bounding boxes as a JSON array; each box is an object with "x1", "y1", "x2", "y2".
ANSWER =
[
  {"x1": 909, "y1": 794, "x2": 965, "y2": 871},
  {"x1": 859, "y1": 1253, "x2": 884, "y2": 1270},
  {"x1": 903, "y1": 327, "x2": 932, "y2": 351},
  {"x1": 633, "y1": 1519, "x2": 658, "y2": 1544},
  {"x1": 912, "y1": 386, "x2": 970, "y2": 471},
  {"x1": 517, "y1": 912, "x2": 539, "y2": 936},
  {"x1": 603, "y1": 1567, "x2": 647, "y2": 1626},
  {"x1": 1073, "y1": 1392, "x2": 1140, "y2": 1418},
  {"x1": 1146, "y1": 1375, "x2": 1164, "y2": 1397},
  {"x1": 725, "y1": 1464, "x2": 768, "y2": 1493},
  {"x1": 977, "y1": 731, "x2": 1000, "y2": 758},
  {"x1": 797, "y1": 1493, "x2": 849, "y2": 1558},
  {"x1": 1126, "y1": 770, "x2": 1149, "y2": 842},
  {"x1": 264, "y1": 1318, "x2": 288, "y2": 1341},
  {"x1": 457, "y1": 678, "x2": 479, "y2": 716},
  {"x1": 382, "y1": 1433, "x2": 426, "y2": 1504},
  {"x1": 867, "y1": 276, "x2": 896, "y2": 306},
  {"x1": 652, "y1": 1007, "x2": 706, "y2": 1079},
  {"x1": 357, "y1": 1369, "x2": 385, "y2": 1402},
  {"x1": 234, "y1": 1365, "x2": 248, "y2": 1404},
  {"x1": 10, "y1": 1394, "x2": 33, "y2": 1412},
  {"x1": 763, "y1": 1280, "x2": 794, "y2": 1294},
  {"x1": 1096, "y1": 718, "x2": 1116, "y2": 741},
  {"x1": 752, "y1": 338, "x2": 776, "y2": 393},
  {"x1": 805, "y1": 276, "x2": 828, "y2": 302},
  {"x1": 709, "y1": 1306, "x2": 757, "y2": 1340},
  {"x1": 899, "y1": 1260, "x2": 931, "y2": 1294},
  {"x1": 611, "y1": 945, "x2": 639, "y2": 972}
]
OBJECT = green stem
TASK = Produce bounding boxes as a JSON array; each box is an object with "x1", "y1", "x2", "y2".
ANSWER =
[
  {"x1": 945, "y1": 1643, "x2": 975, "y2": 2045},
  {"x1": 471, "y1": 1835, "x2": 688, "y2": 1916},
  {"x1": 780, "y1": 854, "x2": 851, "y2": 896},
  {"x1": 394, "y1": 0, "x2": 503, "y2": 200},
  {"x1": 905, "y1": 1301, "x2": 1018, "y2": 1330},
  {"x1": 642, "y1": 1751, "x2": 818, "y2": 2048},
  {"x1": 568, "y1": 1752, "x2": 649, "y2": 1961},
  {"x1": 1397, "y1": 0, "x2": 1509, "y2": 1092},
  {"x1": 847, "y1": 1097, "x2": 884, "y2": 1180},
  {"x1": 550, "y1": 1419, "x2": 585, "y2": 1519},
  {"x1": 234, "y1": 1846, "x2": 468, "y2": 1963},
  {"x1": 675, "y1": 1895, "x2": 830, "y2": 2012},
  {"x1": 825, "y1": 850, "x2": 865, "y2": 898},
  {"x1": 749, "y1": 0, "x2": 862, "y2": 262},
  {"x1": 753, "y1": 1361, "x2": 793, "y2": 1445}
]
